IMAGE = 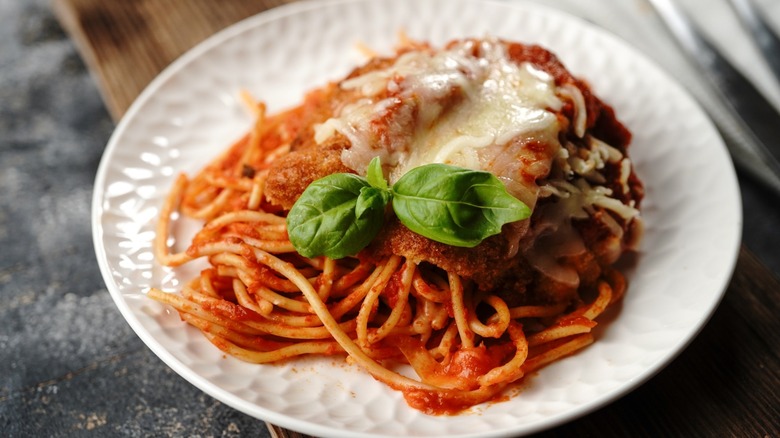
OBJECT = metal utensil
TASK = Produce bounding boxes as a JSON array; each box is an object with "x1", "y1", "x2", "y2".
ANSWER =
[
  {"x1": 728, "y1": 0, "x2": 780, "y2": 85},
  {"x1": 647, "y1": 0, "x2": 780, "y2": 187}
]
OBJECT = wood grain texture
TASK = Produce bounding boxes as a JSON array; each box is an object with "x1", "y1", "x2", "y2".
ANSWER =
[
  {"x1": 52, "y1": 1, "x2": 780, "y2": 437},
  {"x1": 52, "y1": 0, "x2": 296, "y2": 121}
]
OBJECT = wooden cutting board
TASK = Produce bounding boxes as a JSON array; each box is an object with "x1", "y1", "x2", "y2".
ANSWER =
[
  {"x1": 53, "y1": 0, "x2": 297, "y2": 121},
  {"x1": 53, "y1": 0, "x2": 780, "y2": 437}
]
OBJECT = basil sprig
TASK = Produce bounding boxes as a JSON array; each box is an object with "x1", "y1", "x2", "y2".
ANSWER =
[{"x1": 287, "y1": 157, "x2": 531, "y2": 259}]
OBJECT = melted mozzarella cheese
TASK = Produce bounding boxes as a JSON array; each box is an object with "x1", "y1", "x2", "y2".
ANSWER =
[
  {"x1": 314, "y1": 39, "x2": 563, "y2": 188},
  {"x1": 314, "y1": 39, "x2": 641, "y2": 290}
]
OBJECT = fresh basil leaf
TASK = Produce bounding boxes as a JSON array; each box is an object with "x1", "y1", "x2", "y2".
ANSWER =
[
  {"x1": 287, "y1": 173, "x2": 386, "y2": 259},
  {"x1": 287, "y1": 157, "x2": 531, "y2": 257},
  {"x1": 356, "y1": 186, "x2": 390, "y2": 219},
  {"x1": 392, "y1": 163, "x2": 531, "y2": 247},
  {"x1": 365, "y1": 156, "x2": 389, "y2": 190}
]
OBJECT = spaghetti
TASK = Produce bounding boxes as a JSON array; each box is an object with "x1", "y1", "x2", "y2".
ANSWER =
[{"x1": 149, "y1": 37, "x2": 643, "y2": 414}]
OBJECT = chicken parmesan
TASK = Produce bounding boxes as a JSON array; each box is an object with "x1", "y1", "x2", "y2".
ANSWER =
[{"x1": 150, "y1": 37, "x2": 644, "y2": 414}]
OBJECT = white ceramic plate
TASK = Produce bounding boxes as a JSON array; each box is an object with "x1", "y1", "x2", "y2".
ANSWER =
[{"x1": 92, "y1": 0, "x2": 742, "y2": 436}]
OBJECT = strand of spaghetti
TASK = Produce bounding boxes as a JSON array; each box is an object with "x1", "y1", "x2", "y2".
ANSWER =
[
  {"x1": 175, "y1": 101, "x2": 259, "y2": 209},
  {"x1": 396, "y1": 29, "x2": 413, "y2": 49},
  {"x1": 429, "y1": 321, "x2": 460, "y2": 360},
  {"x1": 148, "y1": 288, "x2": 265, "y2": 336},
  {"x1": 317, "y1": 257, "x2": 336, "y2": 301},
  {"x1": 604, "y1": 268, "x2": 627, "y2": 303},
  {"x1": 190, "y1": 241, "x2": 302, "y2": 292},
  {"x1": 209, "y1": 266, "x2": 273, "y2": 318},
  {"x1": 180, "y1": 277, "x2": 204, "y2": 300},
  {"x1": 332, "y1": 259, "x2": 375, "y2": 295},
  {"x1": 232, "y1": 278, "x2": 267, "y2": 316},
  {"x1": 238, "y1": 99, "x2": 266, "y2": 168},
  {"x1": 369, "y1": 260, "x2": 415, "y2": 344},
  {"x1": 449, "y1": 272, "x2": 475, "y2": 349},
  {"x1": 212, "y1": 253, "x2": 311, "y2": 312},
  {"x1": 253, "y1": 297, "x2": 275, "y2": 316},
  {"x1": 406, "y1": 299, "x2": 444, "y2": 344},
  {"x1": 248, "y1": 267, "x2": 304, "y2": 293},
  {"x1": 354, "y1": 40, "x2": 378, "y2": 58},
  {"x1": 467, "y1": 294, "x2": 510, "y2": 339},
  {"x1": 154, "y1": 173, "x2": 195, "y2": 267},
  {"x1": 215, "y1": 265, "x2": 239, "y2": 279},
  {"x1": 239, "y1": 90, "x2": 263, "y2": 117},
  {"x1": 398, "y1": 298, "x2": 414, "y2": 325},
  {"x1": 188, "y1": 187, "x2": 234, "y2": 220},
  {"x1": 189, "y1": 240, "x2": 249, "y2": 259},
  {"x1": 379, "y1": 324, "x2": 420, "y2": 338},
  {"x1": 204, "y1": 210, "x2": 286, "y2": 229},
  {"x1": 428, "y1": 271, "x2": 451, "y2": 294},
  {"x1": 245, "y1": 281, "x2": 313, "y2": 315},
  {"x1": 262, "y1": 310, "x2": 328, "y2": 328},
  {"x1": 292, "y1": 265, "x2": 319, "y2": 278},
  {"x1": 198, "y1": 269, "x2": 221, "y2": 298},
  {"x1": 477, "y1": 321, "x2": 528, "y2": 386},
  {"x1": 526, "y1": 317, "x2": 596, "y2": 347},
  {"x1": 329, "y1": 262, "x2": 386, "y2": 319},
  {"x1": 521, "y1": 333, "x2": 594, "y2": 374},
  {"x1": 423, "y1": 298, "x2": 449, "y2": 330},
  {"x1": 247, "y1": 169, "x2": 268, "y2": 210},
  {"x1": 580, "y1": 281, "x2": 613, "y2": 320},
  {"x1": 181, "y1": 178, "x2": 219, "y2": 212},
  {"x1": 255, "y1": 298, "x2": 275, "y2": 315},
  {"x1": 351, "y1": 344, "x2": 404, "y2": 361},
  {"x1": 180, "y1": 313, "x2": 292, "y2": 352},
  {"x1": 411, "y1": 270, "x2": 450, "y2": 303},
  {"x1": 228, "y1": 223, "x2": 288, "y2": 241},
  {"x1": 203, "y1": 332, "x2": 343, "y2": 364},
  {"x1": 248, "y1": 247, "x2": 436, "y2": 391},
  {"x1": 184, "y1": 290, "x2": 357, "y2": 339},
  {"x1": 367, "y1": 299, "x2": 415, "y2": 342},
  {"x1": 295, "y1": 255, "x2": 327, "y2": 270},
  {"x1": 507, "y1": 303, "x2": 568, "y2": 319},
  {"x1": 409, "y1": 300, "x2": 433, "y2": 341},
  {"x1": 357, "y1": 256, "x2": 402, "y2": 347},
  {"x1": 239, "y1": 236, "x2": 296, "y2": 253},
  {"x1": 389, "y1": 337, "x2": 452, "y2": 388},
  {"x1": 203, "y1": 174, "x2": 254, "y2": 191}
]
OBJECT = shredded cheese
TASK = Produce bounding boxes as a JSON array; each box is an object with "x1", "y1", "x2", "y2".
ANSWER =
[{"x1": 316, "y1": 38, "x2": 640, "y2": 288}]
